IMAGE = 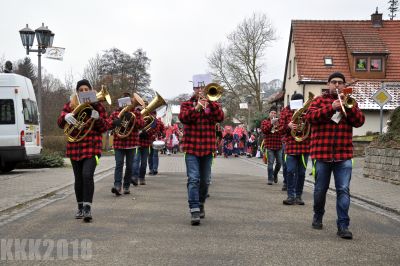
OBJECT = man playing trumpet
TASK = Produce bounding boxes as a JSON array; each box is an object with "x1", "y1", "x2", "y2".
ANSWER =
[
  {"x1": 179, "y1": 75, "x2": 224, "y2": 225},
  {"x1": 261, "y1": 106, "x2": 282, "y2": 185},
  {"x1": 305, "y1": 72, "x2": 365, "y2": 239}
]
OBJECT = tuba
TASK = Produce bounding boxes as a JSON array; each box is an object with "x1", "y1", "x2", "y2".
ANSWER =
[
  {"x1": 290, "y1": 92, "x2": 315, "y2": 142},
  {"x1": 114, "y1": 93, "x2": 145, "y2": 139},
  {"x1": 64, "y1": 85, "x2": 112, "y2": 143},
  {"x1": 140, "y1": 92, "x2": 167, "y2": 131},
  {"x1": 198, "y1": 83, "x2": 224, "y2": 108},
  {"x1": 337, "y1": 87, "x2": 356, "y2": 117}
]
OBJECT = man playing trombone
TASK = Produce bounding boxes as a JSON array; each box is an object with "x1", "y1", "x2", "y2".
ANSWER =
[
  {"x1": 305, "y1": 72, "x2": 365, "y2": 239},
  {"x1": 179, "y1": 75, "x2": 224, "y2": 225}
]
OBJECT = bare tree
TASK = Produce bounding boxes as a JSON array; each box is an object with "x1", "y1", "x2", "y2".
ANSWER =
[
  {"x1": 388, "y1": 0, "x2": 399, "y2": 20},
  {"x1": 208, "y1": 13, "x2": 276, "y2": 112},
  {"x1": 83, "y1": 53, "x2": 102, "y2": 88}
]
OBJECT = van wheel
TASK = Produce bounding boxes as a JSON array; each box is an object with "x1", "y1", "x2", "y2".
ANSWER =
[{"x1": 0, "y1": 163, "x2": 16, "y2": 173}]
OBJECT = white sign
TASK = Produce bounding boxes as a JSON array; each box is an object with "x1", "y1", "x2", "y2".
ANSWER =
[
  {"x1": 78, "y1": 91, "x2": 97, "y2": 104},
  {"x1": 239, "y1": 103, "x2": 248, "y2": 109},
  {"x1": 118, "y1": 97, "x2": 132, "y2": 108},
  {"x1": 290, "y1": 99, "x2": 303, "y2": 110},
  {"x1": 372, "y1": 87, "x2": 392, "y2": 107},
  {"x1": 192, "y1": 74, "x2": 212, "y2": 87},
  {"x1": 44, "y1": 47, "x2": 65, "y2": 61}
]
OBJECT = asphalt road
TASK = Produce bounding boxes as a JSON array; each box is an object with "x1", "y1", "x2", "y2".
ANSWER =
[{"x1": 0, "y1": 156, "x2": 399, "y2": 265}]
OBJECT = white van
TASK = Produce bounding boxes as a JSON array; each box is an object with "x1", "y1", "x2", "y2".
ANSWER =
[{"x1": 0, "y1": 73, "x2": 42, "y2": 172}]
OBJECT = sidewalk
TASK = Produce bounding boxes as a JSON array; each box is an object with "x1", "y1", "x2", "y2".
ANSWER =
[
  {"x1": 246, "y1": 156, "x2": 400, "y2": 215},
  {"x1": 0, "y1": 156, "x2": 115, "y2": 213}
]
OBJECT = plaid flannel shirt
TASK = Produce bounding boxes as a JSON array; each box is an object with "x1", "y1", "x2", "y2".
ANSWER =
[
  {"x1": 139, "y1": 119, "x2": 159, "y2": 148},
  {"x1": 150, "y1": 119, "x2": 166, "y2": 142},
  {"x1": 304, "y1": 93, "x2": 365, "y2": 161},
  {"x1": 178, "y1": 96, "x2": 224, "y2": 157},
  {"x1": 107, "y1": 109, "x2": 144, "y2": 149},
  {"x1": 279, "y1": 107, "x2": 310, "y2": 155},
  {"x1": 279, "y1": 106, "x2": 290, "y2": 144},
  {"x1": 261, "y1": 119, "x2": 282, "y2": 150},
  {"x1": 57, "y1": 102, "x2": 108, "y2": 161}
]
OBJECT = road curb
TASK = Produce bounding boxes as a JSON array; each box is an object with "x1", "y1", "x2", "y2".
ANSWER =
[
  {"x1": 241, "y1": 157, "x2": 400, "y2": 216},
  {"x1": 0, "y1": 166, "x2": 114, "y2": 215}
]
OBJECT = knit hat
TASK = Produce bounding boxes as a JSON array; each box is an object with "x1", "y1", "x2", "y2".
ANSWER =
[
  {"x1": 76, "y1": 79, "x2": 92, "y2": 91},
  {"x1": 269, "y1": 106, "x2": 277, "y2": 112},
  {"x1": 291, "y1": 93, "x2": 304, "y2": 101},
  {"x1": 328, "y1": 72, "x2": 346, "y2": 83}
]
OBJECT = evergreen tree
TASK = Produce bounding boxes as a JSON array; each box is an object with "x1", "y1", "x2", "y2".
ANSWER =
[{"x1": 15, "y1": 57, "x2": 37, "y2": 92}]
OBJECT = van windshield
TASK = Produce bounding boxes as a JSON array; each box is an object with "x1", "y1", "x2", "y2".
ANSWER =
[
  {"x1": 0, "y1": 99, "x2": 15, "y2": 124},
  {"x1": 22, "y1": 99, "x2": 39, "y2": 125}
]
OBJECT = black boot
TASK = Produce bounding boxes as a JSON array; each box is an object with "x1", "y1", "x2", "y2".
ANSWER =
[
  {"x1": 191, "y1": 212, "x2": 200, "y2": 225},
  {"x1": 199, "y1": 205, "x2": 205, "y2": 219},
  {"x1": 83, "y1": 205, "x2": 92, "y2": 223},
  {"x1": 283, "y1": 197, "x2": 296, "y2": 205}
]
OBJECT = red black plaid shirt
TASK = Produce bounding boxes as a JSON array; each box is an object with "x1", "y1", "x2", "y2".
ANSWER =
[
  {"x1": 57, "y1": 102, "x2": 108, "y2": 161},
  {"x1": 179, "y1": 96, "x2": 224, "y2": 157},
  {"x1": 279, "y1": 106, "x2": 290, "y2": 144},
  {"x1": 261, "y1": 119, "x2": 282, "y2": 150},
  {"x1": 107, "y1": 109, "x2": 144, "y2": 149},
  {"x1": 279, "y1": 107, "x2": 310, "y2": 155},
  {"x1": 304, "y1": 93, "x2": 365, "y2": 161},
  {"x1": 139, "y1": 118, "x2": 161, "y2": 147},
  {"x1": 150, "y1": 118, "x2": 166, "y2": 142}
]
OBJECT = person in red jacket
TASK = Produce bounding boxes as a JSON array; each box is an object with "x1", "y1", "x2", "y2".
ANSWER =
[
  {"x1": 279, "y1": 93, "x2": 310, "y2": 206},
  {"x1": 178, "y1": 84, "x2": 224, "y2": 225},
  {"x1": 261, "y1": 106, "x2": 283, "y2": 185},
  {"x1": 107, "y1": 92, "x2": 144, "y2": 196},
  {"x1": 57, "y1": 79, "x2": 108, "y2": 222},
  {"x1": 305, "y1": 72, "x2": 365, "y2": 239}
]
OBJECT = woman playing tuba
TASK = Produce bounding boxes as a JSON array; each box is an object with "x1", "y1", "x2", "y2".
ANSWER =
[{"x1": 57, "y1": 79, "x2": 109, "y2": 222}]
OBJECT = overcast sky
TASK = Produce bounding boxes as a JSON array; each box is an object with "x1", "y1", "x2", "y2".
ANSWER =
[{"x1": 0, "y1": 0, "x2": 390, "y2": 99}]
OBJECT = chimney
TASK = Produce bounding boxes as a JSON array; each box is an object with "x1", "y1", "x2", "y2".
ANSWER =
[{"x1": 371, "y1": 7, "x2": 383, "y2": 28}]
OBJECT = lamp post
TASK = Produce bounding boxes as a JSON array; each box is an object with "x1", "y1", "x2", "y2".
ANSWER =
[
  {"x1": 246, "y1": 95, "x2": 252, "y2": 131},
  {"x1": 19, "y1": 23, "x2": 54, "y2": 131}
]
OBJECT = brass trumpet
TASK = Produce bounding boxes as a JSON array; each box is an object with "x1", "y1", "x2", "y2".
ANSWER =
[
  {"x1": 64, "y1": 85, "x2": 112, "y2": 142},
  {"x1": 337, "y1": 87, "x2": 356, "y2": 117},
  {"x1": 198, "y1": 83, "x2": 224, "y2": 108}
]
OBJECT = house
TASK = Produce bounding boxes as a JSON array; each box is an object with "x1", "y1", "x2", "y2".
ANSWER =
[{"x1": 279, "y1": 10, "x2": 400, "y2": 135}]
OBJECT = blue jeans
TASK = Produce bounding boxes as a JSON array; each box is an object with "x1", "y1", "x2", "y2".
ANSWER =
[
  {"x1": 133, "y1": 147, "x2": 150, "y2": 181},
  {"x1": 313, "y1": 159, "x2": 352, "y2": 229},
  {"x1": 185, "y1": 153, "x2": 212, "y2": 212},
  {"x1": 267, "y1": 149, "x2": 282, "y2": 181},
  {"x1": 148, "y1": 147, "x2": 159, "y2": 172},
  {"x1": 286, "y1": 154, "x2": 309, "y2": 198},
  {"x1": 114, "y1": 149, "x2": 134, "y2": 189},
  {"x1": 282, "y1": 144, "x2": 287, "y2": 185}
]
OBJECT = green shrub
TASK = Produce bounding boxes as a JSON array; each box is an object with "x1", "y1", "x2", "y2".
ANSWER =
[
  {"x1": 372, "y1": 107, "x2": 400, "y2": 148},
  {"x1": 17, "y1": 151, "x2": 65, "y2": 169}
]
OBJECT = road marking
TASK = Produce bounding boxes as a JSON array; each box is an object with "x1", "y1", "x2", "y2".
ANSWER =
[{"x1": 0, "y1": 169, "x2": 114, "y2": 227}]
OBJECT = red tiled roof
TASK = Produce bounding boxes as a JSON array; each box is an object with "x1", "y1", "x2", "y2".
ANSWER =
[
  {"x1": 352, "y1": 81, "x2": 400, "y2": 110},
  {"x1": 292, "y1": 20, "x2": 400, "y2": 82}
]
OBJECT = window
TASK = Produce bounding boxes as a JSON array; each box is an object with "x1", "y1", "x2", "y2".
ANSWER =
[
  {"x1": 370, "y1": 58, "x2": 382, "y2": 71},
  {"x1": 288, "y1": 60, "x2": 292, "y2": 79},
  {"x1": 293, "y1": 57, "x2": 296, "y2": 77},
  {"x1": 355, "y1": 58, "x2": 367, "y2": 71},
  {"x1": 0, "y1": 99, "x2": 15, "y2": 124},
  {"x1": 324, "y1": 57, "x2": 333, "y2": 66},
  {"x1": 22, "y1": 99, "x2": 39, "y2": 125}
]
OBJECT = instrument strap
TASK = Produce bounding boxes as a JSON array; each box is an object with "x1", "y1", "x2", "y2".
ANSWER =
[
  {"x1": 312, "y1": 159, "x2": 316, "y2": 179},
  {"x1": 95, "y1": 155, "x2": 100, "y2": 166},
  {"x1": 301, "y1": 154, "x2": 307, "y2": 169}
]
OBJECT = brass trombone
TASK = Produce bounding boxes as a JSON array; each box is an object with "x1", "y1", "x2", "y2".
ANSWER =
[{"x1": 64, "y1": 85, "x2": 112, "y2": 142}]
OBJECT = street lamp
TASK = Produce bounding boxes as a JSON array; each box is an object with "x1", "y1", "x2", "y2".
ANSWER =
[
  {"x1": 246, "y1": 95, "x2": 252, "y2": 131},
  {"x1": 19, "y1": 23, "x2": 54, "y2": 130}
]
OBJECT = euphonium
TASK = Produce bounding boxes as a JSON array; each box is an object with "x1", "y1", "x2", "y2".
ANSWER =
[
  {"x1": 290, "y1": 92, "x2": 315, "y2": 142},
  {"x1": 140, "y1": 92, "x2": 166, "y2": 131},
  {"x1": 114, "y1": 93, "x2": 145, "y2": 139},
  {"x1": 337, "y1": 87, "x2": 356, "y2": 117},
  {"x1": 271, "y1": 117, "x2": 279, "y2": 133},
  {"x1": 64, "y1": 85, "x2": 112, "y2": 143}
]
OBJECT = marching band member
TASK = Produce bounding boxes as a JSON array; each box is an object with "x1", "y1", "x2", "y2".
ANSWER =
[
  {"x1": 148, "y1": 116, "x2": 166, "y2": 175},
  {"x1": 279, "y1": 104, "x2": 290, "y2": 191},
  {"x1": 179, "y1": 78, "x2": 224, "y2": 225},
  {"x1": 305, "y1": 72, "x2": 365, "y2": 239},
  {"x1": 107, "y1": 92, "x2": 144, "y2": 196},
  {"x1": 261, "y1": 106, "x2": 282, "y2": 185},
  {"x1": 279, "y1": 93, "x2": 310, "y2": 206},
  {"x1": 57, "y1": 79, "x2": 108, "y2": 222}
]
